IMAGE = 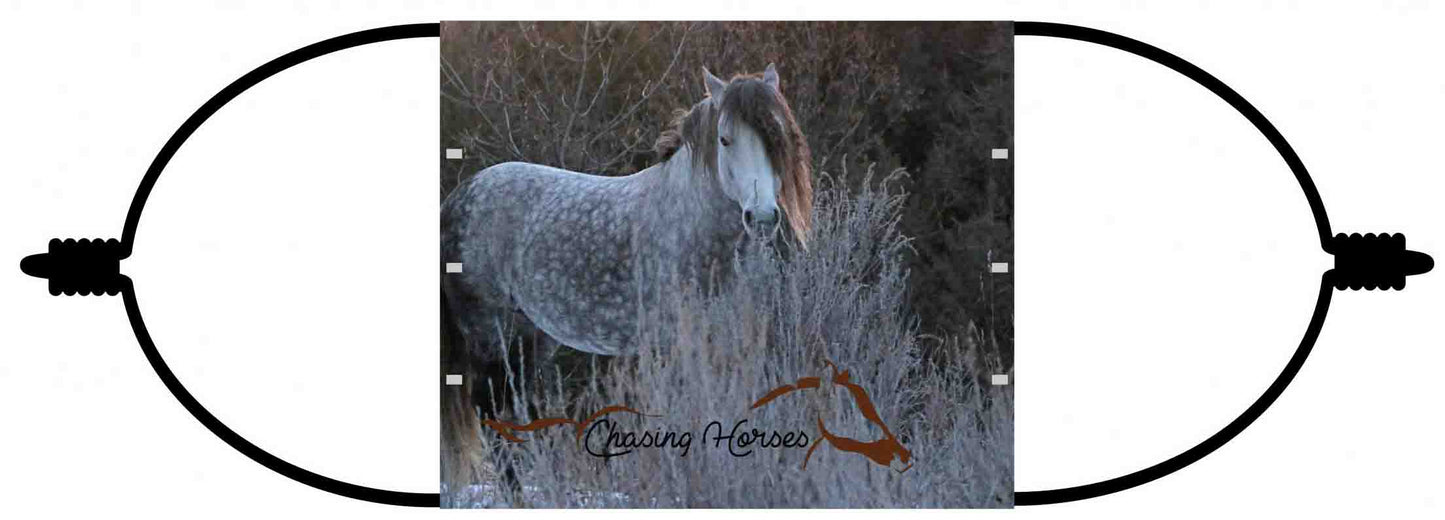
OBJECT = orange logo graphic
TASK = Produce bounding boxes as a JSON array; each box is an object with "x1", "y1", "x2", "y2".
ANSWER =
[
  {"x1": 750, "y1": 360, "x2": 913, "y2": 473},
  {"x1": 484, "y1": 405, "x2": 655, "y2": 443}
]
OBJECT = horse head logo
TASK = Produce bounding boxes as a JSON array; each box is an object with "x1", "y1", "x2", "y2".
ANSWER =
[{"x1": 750, "y1": 360, "x2": 913, "y2": 473}]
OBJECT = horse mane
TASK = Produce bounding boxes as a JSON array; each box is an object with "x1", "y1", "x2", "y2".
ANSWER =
[
  {"x1": 653, "y1": 71, "x2": 814, "y2": 247},
  {"x1": 652, "y1": 99, "x2": 716, "y2": 168}
]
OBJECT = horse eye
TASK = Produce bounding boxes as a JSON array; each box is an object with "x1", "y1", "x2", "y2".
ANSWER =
[{"x1": 720, "y1": 136, "x2": 731, "y2": 147}]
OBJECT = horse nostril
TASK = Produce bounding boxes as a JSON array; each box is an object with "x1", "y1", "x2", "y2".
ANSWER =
[
  {"x1": 758, "y1": 211, "x2": 778, "y2": 228},
  {"x1": 743, "y1": 209, "x2": 755, "y2": 226}
]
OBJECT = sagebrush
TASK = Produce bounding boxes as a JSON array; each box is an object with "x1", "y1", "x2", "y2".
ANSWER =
[{"x1": 443, "y1": 164, "x2": 1012, "y2": 508}]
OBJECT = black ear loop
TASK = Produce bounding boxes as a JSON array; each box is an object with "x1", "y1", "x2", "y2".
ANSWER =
[
  {"x1": 17, "y1": 21, "x2": 1432, "y2": 508},
  {"x1": 21, "y1": 23, "x2": 443, "y2": 507},
  {"x1": 1012, "y1": 21, "x2": 1431, "y2": 505}
]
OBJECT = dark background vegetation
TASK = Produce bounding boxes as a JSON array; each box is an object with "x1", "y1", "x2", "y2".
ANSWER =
[{"x1": 440, "y1": 21, "x2": 1014, "y2": 369}]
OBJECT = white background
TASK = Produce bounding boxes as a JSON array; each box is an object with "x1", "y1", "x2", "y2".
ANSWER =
[{"x1": 1, "y1": 1, "x2": 1440, "y2": 519}]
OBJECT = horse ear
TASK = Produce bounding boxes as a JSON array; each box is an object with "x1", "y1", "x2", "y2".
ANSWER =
[
  {"x1": 702, "y1": 66, "x2": 727, "y2": 104},
  {"x1": 763, "y1": 63, "x2": 780, "y2": 91}
]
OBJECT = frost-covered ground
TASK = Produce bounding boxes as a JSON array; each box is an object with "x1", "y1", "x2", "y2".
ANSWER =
[{"x1": 445, "y1": 483, "x2": 684, "y2": 508}]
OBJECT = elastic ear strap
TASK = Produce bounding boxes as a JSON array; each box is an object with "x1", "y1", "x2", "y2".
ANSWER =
[
  {"x1": 18, "y1": 23, "x2": 445, "y2": 508},
  {"x1": 1013, "y1": 21, "x2": 1430, "y2": 506}
]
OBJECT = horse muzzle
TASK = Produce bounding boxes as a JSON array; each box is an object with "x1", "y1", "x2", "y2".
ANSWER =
[{"x1": 743, "y1": 207, "x2": 780, "y2": 238}]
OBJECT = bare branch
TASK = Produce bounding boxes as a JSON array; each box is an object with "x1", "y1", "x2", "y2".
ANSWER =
[
  {"x1": 582, "y1": 23, "x2": 693, "y2": 160},
  {"x1": 558, "y1": 21, "x2": 592, "y2": 168}
]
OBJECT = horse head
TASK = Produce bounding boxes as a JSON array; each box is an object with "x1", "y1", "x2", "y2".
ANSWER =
[{"x1": 702, "y1": 64, "x2": 813, "y2": 247}]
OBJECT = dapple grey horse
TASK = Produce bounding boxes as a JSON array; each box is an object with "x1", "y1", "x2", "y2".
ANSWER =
[{"x1": 441, "y1": 64, "x2": 813, "y2": 495}]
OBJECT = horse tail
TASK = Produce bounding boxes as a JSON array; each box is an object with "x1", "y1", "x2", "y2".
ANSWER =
[{"x1": 440, "y1": 291, "x2": 487, "y2": 500}]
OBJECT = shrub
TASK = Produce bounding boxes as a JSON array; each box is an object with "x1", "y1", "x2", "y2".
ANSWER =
[{"x1": 443, "y1": 164, "x2": 1012, "y2": 508}]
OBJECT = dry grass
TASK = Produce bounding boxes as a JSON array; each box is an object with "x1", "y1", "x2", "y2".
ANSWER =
[{"x1": 442, "y1": 163, "x2": 1012, "y2": 508}]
